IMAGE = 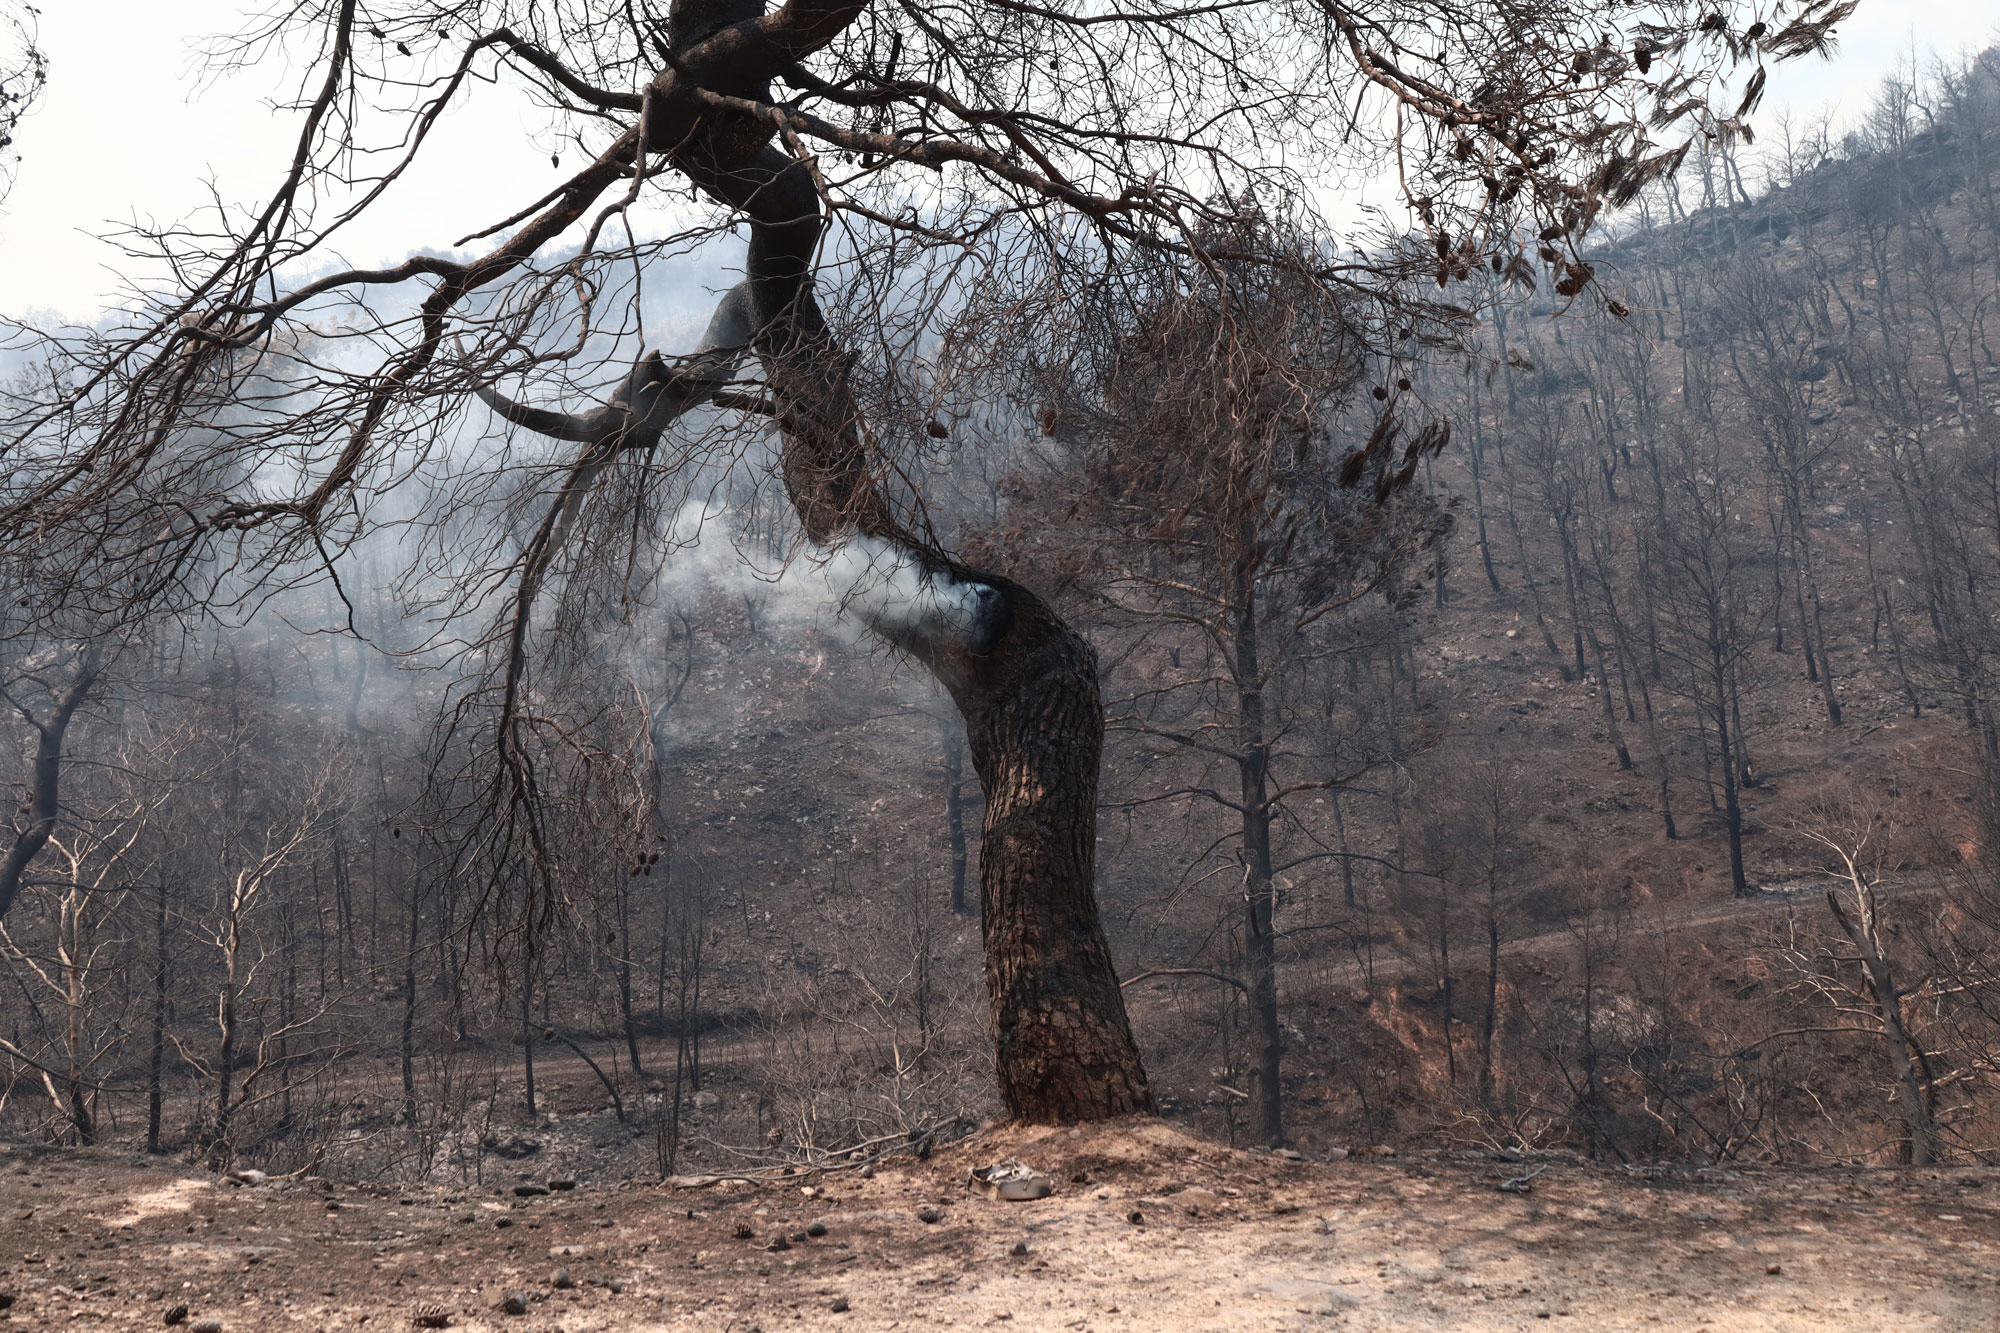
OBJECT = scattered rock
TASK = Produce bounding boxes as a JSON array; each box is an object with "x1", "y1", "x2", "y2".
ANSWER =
[
  {"x1": 807, "y1": 1222, "x2": 828, "y2": 1238},
  {"x1": 607, "y1": 1280, "x2": 625, "y2": 1295},
  {"x1": 552, "y1": 1267, "x2": 575, "y2": 1290},
  {"x1": 191, "y1": 1321, "x2": 223, "y2": 1333},
  {"x1": 513, "y1": 1184, "x2": 550, "y2": 1198},
  {"x1": 1010, "y1": 1241, "x2": 1029, "y2": 1257},
  {"x1": 830, "y1": 1296, "x2": 850, "y2": 1313},
  {"x1": 1766, "y1": 1264, "x2": 1783, "y2": 1275},
  {"x1": 499, "y1": 1290, "x2": 530, "y2": 1316},
  {"x1": 1323, "y1": 1148, "x2": 1350, "y2": 1161},
  {"x1": 0, "y1": 1294, "x2": 13, "y2": 1311},
  {"x1": 970, "y1": 1161, "x2": 1053, "y2": 1201},
  {"x1": 916, "y1": 1207, "x2": 942, "y2": 1224},
  {"x1": 548, "y1": 1179, "x2": 577, "y2": 1192},
  {"x1": 1274, "y1": 1148, "x2": 1304, "y2": 1161},
  {"x1": 765, "y1": 1235, "x2": 791, "y2": 1252},
  {"x1": 164, "y1": 1305, "x2": 189, "y2": 1327},
  {"x1": 482, "y1": 1136, "x2": 543, "y2": 1160},
  {"x1": 495, "y1": 1218, "x2": 515, "y2": 1229}
]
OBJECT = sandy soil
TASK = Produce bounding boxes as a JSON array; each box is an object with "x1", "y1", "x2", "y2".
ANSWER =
[{"x1": 3, "y1": 1120, "x2": 1996, "y2": 1332}]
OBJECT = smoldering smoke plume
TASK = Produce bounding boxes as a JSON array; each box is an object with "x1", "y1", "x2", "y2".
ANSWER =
[{"x1": 667, "y1": 508, "x2": 1006, "y2": 655}]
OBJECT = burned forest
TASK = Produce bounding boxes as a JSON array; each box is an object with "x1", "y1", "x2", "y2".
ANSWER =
[{"x1": 3, "y1": 2, "x2": 2000, "y2": 1329}]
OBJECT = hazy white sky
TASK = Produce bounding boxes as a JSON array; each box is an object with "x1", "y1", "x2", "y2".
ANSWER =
[{"x1": 2, "y1": 1, "x2": 1995, "y2": 320}]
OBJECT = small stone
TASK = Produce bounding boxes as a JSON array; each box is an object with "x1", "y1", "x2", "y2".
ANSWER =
[
  {"x1": 552, "y1": 1267, "x2": 575, "y2": 1290},
  {"x1": 1766, "y1": 1264, "x2": 1782, "y2": 1275},
  {"x1": 1126, "y1": 1210, "x2": 1144, "y2": 1226},
  {"x1": 191, "y1": 1321, "x2": 224, "y2": 1333},
  {"x1": 916, "y1": 1207, "x2": 942, "y2": 1224},
  {"x1": 607, "y1": 1281, "x2": 625, "y2": 1295},
  {"x1": 500, "y1": 1291, "x2": 530, "y2": 1316},
  {"x1": 765, "y1": 1234, "x2": 791, "y2": 1252},
  {"x1": 1010, "y1": 1241, "x2": 1029, "y2": 1257},
  {"x1": 830, "y1": 1296, "x2": 850, "y2": 1313},
  {"x1": 1323, "y1": 1148, "x2": 1350, "y2": 1161},
  {"x1": 514, "y1": 1184, "x2": 550, "y2": 1198},
  {"x1": 859, "y1": 1164, "x2": 875, "y2": 1180},
  {"x1": 495, "y1": 1218, "x2": 515, "y2": 1229},
  {"x1": 1274, "y1": 1148, "x2": 1304, "y2": 1161},
  {"x1": 807, "y1": 1222, "x2": 827, "y2": 1238},
  {"x1": 548, "y1": 1179, "x2": 577, "y2": 1191}
]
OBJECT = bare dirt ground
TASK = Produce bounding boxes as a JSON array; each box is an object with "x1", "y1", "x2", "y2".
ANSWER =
[{"x1": 3, "y1": 1120, "x2": 1997, "y2": 1332}]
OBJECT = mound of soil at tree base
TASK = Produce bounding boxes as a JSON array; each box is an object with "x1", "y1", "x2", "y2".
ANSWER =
[{"x1": 2, "y1": 1121, "x2": 1996, "y2": 1331}]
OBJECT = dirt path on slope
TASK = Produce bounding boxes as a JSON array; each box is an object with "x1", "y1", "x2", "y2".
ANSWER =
[
  {"x1": 3, "y1": 1120, "x2": 1995, "y2": 1332},
  {"x1": 1287, "y1": 877, "x2": 1927, "y2": 998}
]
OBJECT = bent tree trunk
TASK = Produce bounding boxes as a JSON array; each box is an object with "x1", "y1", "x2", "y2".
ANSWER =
[
  {"x1": 655, "y1": 20, "x2": 1152, "y2": 1121},
  {"x1": 943, "y1": 578, "x2": 1154, "y2": 1118}
]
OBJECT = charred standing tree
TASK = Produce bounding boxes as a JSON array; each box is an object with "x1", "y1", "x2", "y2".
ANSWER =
[
  {"x1": 657, "y1": 5, "x2": 1150, "y2": 1120},
  {"x1": 0, "y1": 646, "x2": 101, "y2": 920}
]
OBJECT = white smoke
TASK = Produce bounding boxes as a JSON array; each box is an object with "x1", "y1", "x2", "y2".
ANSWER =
[
  {"x1": 804, "y1": 533, "x2": 998, "y2": 645},
  {"x1": 664, "y1": 507, "x2": 1000, "y2": 650}
]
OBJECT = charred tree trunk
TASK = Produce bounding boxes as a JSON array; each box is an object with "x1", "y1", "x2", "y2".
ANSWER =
[
  {"x1": 942, "y1": 583, "x2": 1154, "y2": 1120},
  {"x1": 1710, "y1": 642, "x2": 1750, "y2": 897},
  {"x1": 1825, "y1": 881, "x2": 1939, "y2": 1165},
  {"x1": 0, "y1": 648, "x2": 100, "y2": 920},
  {"x1": 520, "y1": 944, "x2": 537, "y2": 1117},
  {"x1": 147, "y1": 874, "x2": 168, "y2": 1153},
  {"x1": 615, "y1": 869, "x2": 644, "y2": 1077},
  {"x1": 1231, "y1": 551, "x2": 1284, "y2": 1146},
  {"x1": 400, "y1": 882, "x2": 419, "y2": 1125},
  {"x1": 1478, "y1": 881, "x2": 1501, "y2": 1112}
]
